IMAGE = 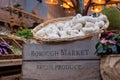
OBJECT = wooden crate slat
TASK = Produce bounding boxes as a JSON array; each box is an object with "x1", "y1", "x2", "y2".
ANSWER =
[{"x1": 0, "y1": 59, "x2": 22, "y2": 67}]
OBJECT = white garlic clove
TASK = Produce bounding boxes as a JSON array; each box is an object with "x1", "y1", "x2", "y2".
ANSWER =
[
  {"x1": 67, "y1": 30, "x2": 79, "y2": 37},
  {"x1": 76, "y1": 14, "x2": 82, "y2": 19},
  {"x1": 47, "y1": 33, "x2": 59, "y2": 39},
  {"x1": 72, "y1": 23, "x2": 83, "y2": 30},
  {"x1": 82, "y1": 27, "x2": 96, "y2": 33},
  {"x1": 85, "y1": 22, "x2": 95, "y2": 28},
  {"x1": 78, "y1": 30, "x2": 85, "y2": 36},
  {"x1": 59, "y1": 31, "x2": 68, "y2": 38},
  {"x1": 36, "y1": 29, "x2": 46, "y2": 37},
  {"x1": 98, "y1": 14, "x2": 107, "y2": 21},
  {"x1": 95, "y1": 21, "x2": 105, "y2": 28},
  {"x1": 77, "y1": 17, "x2": 86, "y2": 24},
  {"x1": 56, "y1": 22, "x2": 64, "y2": 27}
]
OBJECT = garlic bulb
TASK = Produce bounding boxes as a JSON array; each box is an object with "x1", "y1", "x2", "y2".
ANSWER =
[
  {"x1": 82, "y1": 27, "x2": 96, "y2": 33},
  {"x1": 85, "y1": 22, "x2": 95, "y2": 28},
  {"x1": 47, "y1": 33, "x2": 59, "y2": 39},
  {"x1": 56, "y1": 22, "x2": 64, "y2": 27},
  {"x1": 77, "y1": 17, "x2": 86, "y2": 24},
  {"x1": 98, "y1": 14, "x2": 107, "y2": 21},
  {"x1": 94, "y1": 25, "x2": 100, "y2": 30},
  {"x1": 95, "y1": 21, "x2": 105, "y2": 28},
  {"x1": 72, "y1": 14, "x2": 82, "y2": 24},
  {"x1": 78, "y1": 30, "x2": 85, "y2": 36},
  {"x1": 76, "y1": 14, "x2": 82, "y2": 19},
  {"x1": 72, "y1": 23, "x2": 83, "y2": 30},
  {"x1": 59, "y1": 31, "x2": 68, "y2": 38},
  {"x1": 67, "y1": 30, "x2": 79, "y2": 37},
  {"x1": 36, "y1": 29, "x2": 46, "y2": 37}
]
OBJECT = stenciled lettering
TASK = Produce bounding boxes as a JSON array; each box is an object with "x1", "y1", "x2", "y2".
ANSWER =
[
  {"x1": 61, "y1": 49, "x2": 89, "y2": 56},
  {"x1": 37, "y1": 64, "x2": 82, "y2": 70},
  {"x1": 31, "y1": 51, "x2": 59, "y2": 57},
  {"x1": 31, "y1": 49, "x2": 89, "y2": 57}
]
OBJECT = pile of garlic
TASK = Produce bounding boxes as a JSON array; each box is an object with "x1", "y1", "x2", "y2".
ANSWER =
[{"x1": 35, "y1": 14, "x2": 108, "y2": 39}]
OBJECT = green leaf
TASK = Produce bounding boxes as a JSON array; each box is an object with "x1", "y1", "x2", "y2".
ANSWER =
[
  {"x1": 96, "y1": 44, "x2": 104, "y2": 54},
  {"x1": 112, "y1": 34, "x2": 119, "y2": 40},
  {"x1": 16, "y1": 29, "x2": 33, "y2": 37},
  {"x1": 108, "y1": 45, "x2": 117, "y2": 53},
  {"x1": 95, "y1": 42, "x2": 101, "y2": 49}
]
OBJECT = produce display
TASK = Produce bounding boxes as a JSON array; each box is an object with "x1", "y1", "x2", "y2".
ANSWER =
[
  {"x1": 16, "y1": 29, "x2": 33, "y2": 38},
  {"x1": 11, "y1": 46, "x2": 22, "y2": 55},
  {"x1": 0, "y1": 42, "x2": 22, "y2": 55},
  {"x1": 33, "y1": 14, "x2": 109, "y2": 40},
  {"x1": 0, "y1": 42, "x2": 11, "y2": 55}
]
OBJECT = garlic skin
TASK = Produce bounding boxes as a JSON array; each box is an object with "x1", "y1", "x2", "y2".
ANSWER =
[
  {"x1": 72, "y1": 14, "x2": 82, "y2": 24},
  {"x1": 85, "y1": 16, "x2": 96, "y2": 23},
  {"x1": 47, "y1": 33, "x2": 59, "y2": 39},
  {"x1": 59, "y1": 31, "x2": 68, "y2": 38},
  {"x1": 76, "y1": 14, "x2": 82, "y2": 19},
  {"x1": 72, "y1": 23, "x2": 83, "y2": 30},
  {"x1": 56, "y1": 22, "x2": 64, "y2": 31},
  {"x1": 63, "y1": 20, "x2": 74, "y2": 30},
  {"x1": 94, "y1": 25, "x2": 100, "y2": 30},
  {"x1": 82, "y1": 27, "x2": 97, "y2": 33},
  {"x1": 98, "y1": 14, "x2": 107, "y2": 21},
  {"x1": 95, "y1": 21, "x2": 105, "y2": 28},
  {"x1": 85, "y1": 22, "x2": 95, "y2": 28},
  {"x1": 78, "y1": 30, "x2": 85, "y2": 36},
  {"x1": 67, "y1": 30, "x2": 79, "y2": 37},
  {"x1": 36, "y1": 29, "x2": 46, "y2": 38},
  {"x1": 77, "y1": 17, "x2": 86, "y2": 24},
  {"x1": 56, "y1": 22, "x2": 64, "y2": 27}
]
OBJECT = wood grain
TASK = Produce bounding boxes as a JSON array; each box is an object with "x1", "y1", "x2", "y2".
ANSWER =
[
  {"x1": 101, "y1": 54, "x2": 120, "y2": 80},
  {"x1": 23, "y1": 36, "x2": 99, "y2": 60},
  {"x1": 22, "y1": 60, "x2": 100, "y2": 80}
]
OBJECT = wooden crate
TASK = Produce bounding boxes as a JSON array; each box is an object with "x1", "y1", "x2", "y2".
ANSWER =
[
  {"x1": 23, "y1": 61, "x2": 100, "y2": 80},
  {"x1": 0, "y1": 59, "x2": 22, "y2": 67},
  {"x1": 0, "y1": 37, "x2": 23, "y2": 59},
  {"x1": 0, "y1": 55, "x2": 22, "y2": 60},
  {"x1": 22, "y1": 35, "x2": 101, "y2": 80},
  {"x1": 23, "y1": 36, "x2": 100, "y2": 60},
  {"x1": 0, "y1": 74, "x2": 21, "y2": 80},
  {"x1": 0, "y1": 37, "x2": 22, "y2": 50}
]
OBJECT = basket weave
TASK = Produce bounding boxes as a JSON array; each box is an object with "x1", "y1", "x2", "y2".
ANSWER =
[{"x1": 32, "y1": 16, "x2": 109, "y2": 42}]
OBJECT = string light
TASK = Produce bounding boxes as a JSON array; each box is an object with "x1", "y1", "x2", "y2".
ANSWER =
[
  {"x1": 93, "y1": 0, "x2": 106, "y2": 4},
  {"x1": 62, "y1": 0, "x2": 73, "y2": 8},
  {"x1": 91, "y1": 6, "x2": 103, "y2": 13},
  {"x1": 106, "y1": 4, "x2": 117, "y2": 7},
  {"x1": 110, "y1": 0, "x2": 120, "y2": 2},
  {"x1": 45, "y1": 0, "x2": 58, "y2": 5}
]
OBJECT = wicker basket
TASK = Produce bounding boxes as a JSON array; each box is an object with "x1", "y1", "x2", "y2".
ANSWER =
[{"x1": 32, "y1": 16, "x2": 109, "y2": 42}]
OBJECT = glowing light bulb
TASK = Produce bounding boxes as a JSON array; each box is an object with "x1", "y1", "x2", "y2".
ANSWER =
[
  {"x1": 68, "y1": 2, "x2": 70, "y2": 4},
  {"x1": 93, "y1": 0, "x2": 106, "y2": 4},
  {"x1": 91, "y1": 6, "x2": 103, "y2": 13},
  {"x1": 45, "y1": 0, "x2": 58, "y2": 5},
  {"x1": 96, "y1": 8, "x2": 98, "y2": 11},
  {"x1": 62, "y1": 0, "x2": 73, "y2": 8}
]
